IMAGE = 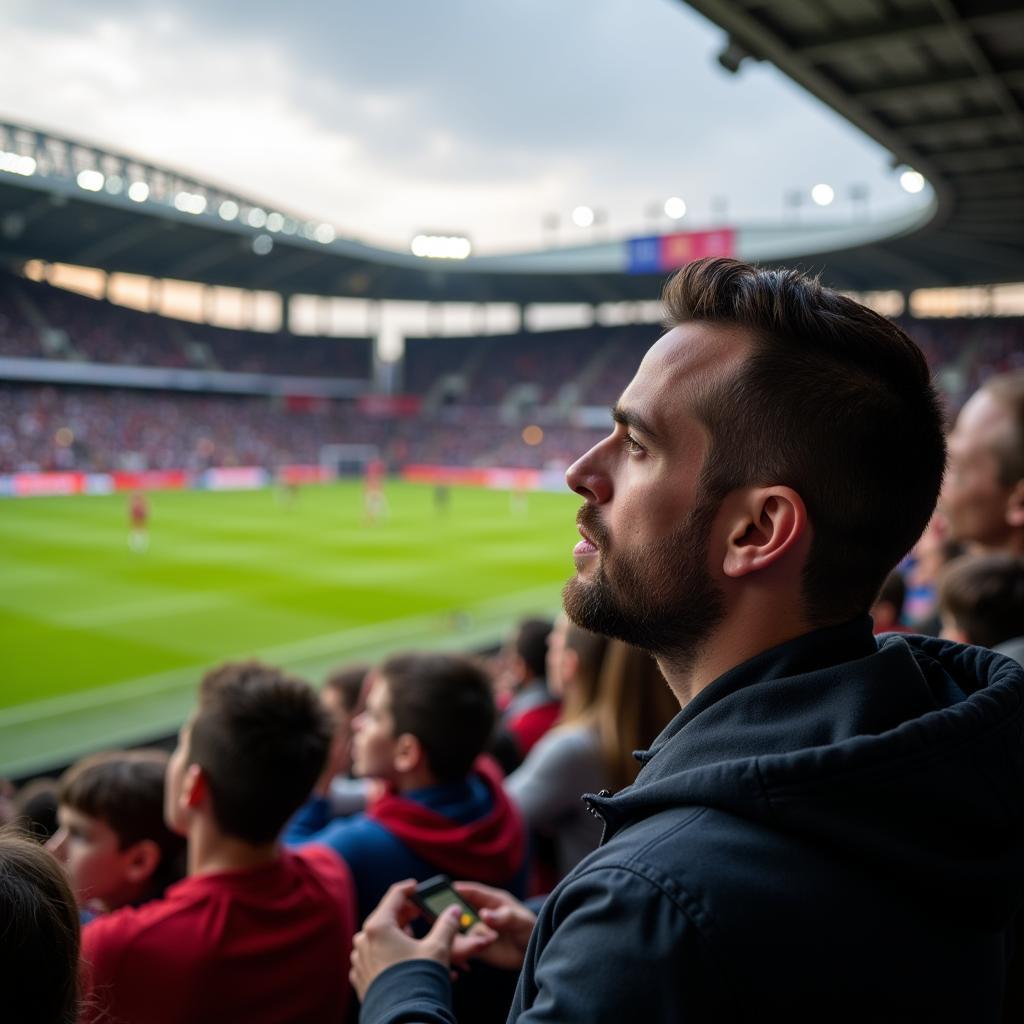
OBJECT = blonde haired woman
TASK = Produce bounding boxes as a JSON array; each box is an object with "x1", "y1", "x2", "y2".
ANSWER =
[{"x1": 505, "y1": 617, "x2": 677, "y2": 880}]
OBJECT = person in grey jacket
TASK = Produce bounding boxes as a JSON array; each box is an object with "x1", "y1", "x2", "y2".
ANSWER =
[{"x1": 350, "y1": 258, "x2": 1024, "y2": 1023}]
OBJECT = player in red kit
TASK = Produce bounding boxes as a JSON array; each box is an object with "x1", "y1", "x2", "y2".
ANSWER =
[
  {"x1": 129, "y1": 491, "x2": 149, "y2": 552},
  {"x1": 363, "y1": 458, "x2": 388, "y2": 524}
]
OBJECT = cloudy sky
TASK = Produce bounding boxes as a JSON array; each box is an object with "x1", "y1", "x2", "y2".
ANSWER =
[{"x1": 2, "y1": 0, "x2": 919, "y2": 254}]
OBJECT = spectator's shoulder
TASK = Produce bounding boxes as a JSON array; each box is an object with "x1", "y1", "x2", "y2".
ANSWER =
[
  {"x1": 293, "y1": 843, "x2": 355, "y2": 895},
  {"x1": 81, "y1": 894, "x2": 186, "y2": 984}
]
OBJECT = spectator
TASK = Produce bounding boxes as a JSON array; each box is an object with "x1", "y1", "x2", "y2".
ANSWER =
[
  {"x1": 46, "y1": 750, "x2": 185, "y2": 917},
  {"x1": 351, "y1": 258, "x2": 1024, "y2": 1022},
  {"x1": 943, "y1": 369, "x2": 1024, "y2": 556},
  {"x1": 507, "y1": 627, "x2": 677, "y2": 880},
  {"x1": 321, "y1": 663, "x2": 372, "y2": 818},
  {"x1": 869, "y1": 569, "x2": 912, "y2": 634},
  {"x1": 490, "y1": 618, "x2": 559, "y2": 773},
  {"x1": 79, "y1": 662, "x2": 356, "y2": 1024},
  {"x1": 289, "y1": 652, "x2": 527, "y2": 1023},
  {"x1": 906, "y1": 517, "x2": 965, "y2": 634},
  {"x1": 12, "y1": 776, "x2": 60, "y2": 841},
  {"x1": 939, "y1": 553, "x2": 1024, "y2": 665},
  {"x1": 286, "y1": 652, "x2": 526, "y2": 922},
  {"x1": 0, "y1": 827, "x2": 80, "y2": 1024},
  {"x1": 48, "y1": 749, "x2": 186, "y2": 917}
]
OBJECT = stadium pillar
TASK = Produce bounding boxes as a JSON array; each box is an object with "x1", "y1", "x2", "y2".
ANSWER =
[
  {"x1": 282, "y1": 292, "x2": 297, "y2": 335},
  {"x1": 519, "y1": 303, "x2": 528, "y2": 332},
  {"x1": 428, "y1": 301, "x2": 444, "y2": 337}
]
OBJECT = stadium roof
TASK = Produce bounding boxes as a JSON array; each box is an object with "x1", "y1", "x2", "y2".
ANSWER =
[
  {"x1": 0, "y1": 0, "x2": 1021, "y2": 301},
  {"x1": 685, "y1": 0, "x2": 1024, "y2": 290}
]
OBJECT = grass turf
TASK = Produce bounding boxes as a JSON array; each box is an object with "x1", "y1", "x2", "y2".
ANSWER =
[{"x1": 0, "y1": 481, "x2": 580, "y2": 776}]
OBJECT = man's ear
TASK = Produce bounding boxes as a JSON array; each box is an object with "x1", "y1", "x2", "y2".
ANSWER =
[
  {"x1": 1006, "y1": 479, "x2": 1024, "y2": 528},
  {"x1": 721, "y1": 486, "x2": 808, "y2": 579},
  {"x1": 123, "y1": 838, "x2": 161, "y2": 884},
  {"x1": 182, "y1": 763, "x2": 206, "y2": 810},
  {"x1": 393, "y1": 733, "x2": 425, "y2": 774}
]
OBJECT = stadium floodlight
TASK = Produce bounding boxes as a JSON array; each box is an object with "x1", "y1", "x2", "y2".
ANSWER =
[
  {"x1": 252, "y1": 234, "x2": 273, "y2": 255},
  {"x1": 314, "y1": 223, "x2": 336, "y2": 244},
  {"x1": 0, "y1": 151, "x2": 37, "y2": 176},
  {"x1": 664, "y1": 196, "x2": 687, "y2": 220},
  {"x1": 266, "y1": 212, "x2": 285, "y2": 233},
  {"x1": 174, "y1": 191, "x2": 207, "y2": 215},
  {"x1": 571, "y1": 205, "x2": 595, "y2": 228},
  {"x1": 410, "y1": 234, "x2": 472, "y2": 259},
  {"x1": 281, "y1": 218, "x2": 298, "y2": 235},
  {"x1": 810, "y1": 183, "x2": 835, "y2": 207},
  {"x1": 128, "y1": 181, "x2": 150, "y2": 203},
  {"x1": 105, "y1": 175, "x2": 124, "y2": 195},
  {"x1": 219, "y1": 199, "x2": 239, "y2": 221},
  {"x1": 900, "y1": 169, "x2": 926, "y2": 194},
  {"x1": 76, "y1": 169, "x2": 105, "y2": 192},
  {"x1": 247, "y1": 207, "x2": 268, "y2": 228}
]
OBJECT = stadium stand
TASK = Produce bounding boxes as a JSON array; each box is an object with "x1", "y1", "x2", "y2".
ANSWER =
[
  {"x1": 3, "y1": 280, "x2": 1023, "y2": 476},
  {"x1": 0, "y1": 275, "x2": 372, "y2": 379}
]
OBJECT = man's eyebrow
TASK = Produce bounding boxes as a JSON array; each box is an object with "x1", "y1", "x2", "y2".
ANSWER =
[{"x1": 612, "y1": 405, "x2": 661, "y2": 443}]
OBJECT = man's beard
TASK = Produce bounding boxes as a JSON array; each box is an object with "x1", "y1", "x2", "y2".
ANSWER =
[{"x1": 562, "y1": 495, "x2": 725, "y2": 671}]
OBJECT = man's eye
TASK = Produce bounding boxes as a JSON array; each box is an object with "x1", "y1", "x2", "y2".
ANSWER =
[{"x1": 622, "y1": 434, "x2": 645, "y2": 455}]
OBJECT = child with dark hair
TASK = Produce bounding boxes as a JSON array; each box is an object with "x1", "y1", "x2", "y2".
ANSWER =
[
  {"x1": 288, "y1": 652, "x2": 526, "y2": 1022},
  {"x1": 490, "y1": 618, "x2": 560, "y2": 773},
  {"x1": 321, "y1": 663, "x2": 372, "y2": 817},
  {"x1": 939, "y1": 553, "x2": 1024, "y2": 663},
  {"x1": 869, "y1": 569, "x2": 912, "y2": 634},
  {"x1": 287, "y1": 652, "x2": 526, "y2": 921},
  {"x1": 79, "y1": 662, "x2": 357, "y2": 1024},
  {"x1": 47, "y1": 750, "x2": 184, "y2": 917}
]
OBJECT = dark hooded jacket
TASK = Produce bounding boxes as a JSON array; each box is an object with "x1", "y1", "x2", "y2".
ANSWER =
[{"x1": 361, "y1": 618, "x2": 1024, "y2": 1024}]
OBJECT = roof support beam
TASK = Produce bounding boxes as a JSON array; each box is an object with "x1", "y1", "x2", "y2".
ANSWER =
[
  {"x1": 793, "y1": 4, "x2": 1024, "y2": 63},
  {"x1": 72, "y1": 218, "x2": 164, "y2": 265}
]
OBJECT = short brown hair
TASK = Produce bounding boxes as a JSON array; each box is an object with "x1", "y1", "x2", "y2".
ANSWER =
[
  {"x1": 981, "y1": 370, "x2": 1024, "y2": 487},
  {"x1": 939, "y1": 553, "x2": 1024, "y2": 649},
  {"x1": 58, "y1": 750, "x2": 184, "y2": 897},
  {"x1": 323, "y1": 663, "x2": 369, "y2": 713},
  {"x1": 514, "y1": 618, "x2": 553, "y2": 681},
  {"x1": 0, "y1": 827, "x2": 80, "y2": 1023},
  {"x1": 663, "y1": 258, "x2": 947, "y2": 625},
  {"x1": 381, "y1": 653, "x2": 495, "y2": 783},
  {"x1": 188, "y1": 662, "x2": 332, "y2": 844}
]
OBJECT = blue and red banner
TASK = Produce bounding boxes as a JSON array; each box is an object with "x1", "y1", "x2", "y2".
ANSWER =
[{"x1": 627, "y1": 228, "x2": 736, "y2": 275}]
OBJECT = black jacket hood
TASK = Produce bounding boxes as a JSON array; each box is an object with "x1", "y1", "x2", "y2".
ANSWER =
[{"x1": 588, "y1": 617, "x2": 1024, "y2": 930}]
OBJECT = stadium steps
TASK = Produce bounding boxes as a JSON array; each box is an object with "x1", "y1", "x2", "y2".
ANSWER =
[{"x1": 556, "y1": 334, "x2": 621, "y2": 411}]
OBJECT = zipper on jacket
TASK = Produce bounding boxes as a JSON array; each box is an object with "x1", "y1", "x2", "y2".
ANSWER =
[{"x1": 585, "y1": 790, "x2": 613, "y2": 845}]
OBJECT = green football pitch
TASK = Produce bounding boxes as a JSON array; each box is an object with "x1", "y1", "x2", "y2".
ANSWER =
[{"x1": 0, "y1": 482, "x2": 580, "y2": 777}]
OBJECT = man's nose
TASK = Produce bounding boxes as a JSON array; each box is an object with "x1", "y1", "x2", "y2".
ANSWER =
[{"x1": 566, "y1": 444, "x2": 612, "y2": 504}]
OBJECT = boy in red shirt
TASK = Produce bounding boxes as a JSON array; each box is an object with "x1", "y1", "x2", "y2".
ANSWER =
[{"x1": 79, "y1": 662, "x2": 357, "y2": 1024}]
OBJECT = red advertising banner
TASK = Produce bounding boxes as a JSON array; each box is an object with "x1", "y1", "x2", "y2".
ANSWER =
[
  {"x1": 12, "y1": 472, "x2": 86, "y2": 497},
  {"x1": 112, "y1": 470, "x2": 191, "y2": 492},
  {"x1": 402, "y1": 465, "x2": 540, "y2": 489},
  {"x1": 276, "y1": 464, "x2": 335, "y2": 485}
]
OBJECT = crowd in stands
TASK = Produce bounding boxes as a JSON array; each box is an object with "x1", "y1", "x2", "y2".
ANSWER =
[
  {"x1": 4, "y1": 320, "x2": 1024, "y2": 477},
  {"x1": 2, "y1": 267, "x2": 1023, "y2": 478},
  {"x1": 0, "y1": 614, "x2": 677, "y2": 1024},
  {"x1": 3, "y1": 261, "x2": 1024, "y2": 1022},
  {"x1": 0, "y1": 383, "x2": 612, "y2": 474},
  {"x1": 0, "y1": 275, "x2": 371, "y2": 378}
]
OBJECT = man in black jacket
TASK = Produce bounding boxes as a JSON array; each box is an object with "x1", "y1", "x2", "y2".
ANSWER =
[{"x1": 351, "y1": 258, "x2": 1024, "y2": 1023}]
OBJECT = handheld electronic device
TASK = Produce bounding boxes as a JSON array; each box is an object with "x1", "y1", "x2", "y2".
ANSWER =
[{"x1": 411, "y1": 874, "x2": 481, "y2": 934}]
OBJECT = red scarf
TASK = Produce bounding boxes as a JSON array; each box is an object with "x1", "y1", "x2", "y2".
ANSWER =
[{"x1": 367, "y1": 756, "x2": 526, "y2": 885}]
